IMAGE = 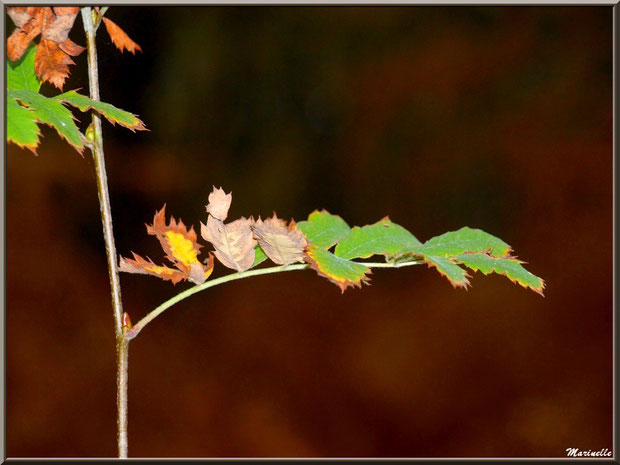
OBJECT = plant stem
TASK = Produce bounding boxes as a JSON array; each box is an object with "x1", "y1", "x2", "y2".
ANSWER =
[
  {"x1": 125, "y1": 260, "x2": 422, "y2": 340},
  {"x1": 117, "y1": 337, "x2": 129, "y2": 457},
  {"x1": 81, "y1": 7, "x2": 128, "y2": 459}
]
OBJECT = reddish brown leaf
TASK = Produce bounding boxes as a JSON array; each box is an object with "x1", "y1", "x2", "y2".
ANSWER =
[
  {"x1": 7, "y1": 29, "x2": 39, "y2": 62},
  {"x1": 58, "y1": 38, "x2": 85, "y2": 57},
  {"x1": 102, "y1": 17, "x2": 142, "y2": 54},
  {"x1": 252, "y1": 214, "x2": 307, "y2": 265},
  {"x1": 35, "y1": 39, "x2": 75, "y2": 89},
  {"x1": 7, "y1": 6, "x2": 84, "y2": 89}
]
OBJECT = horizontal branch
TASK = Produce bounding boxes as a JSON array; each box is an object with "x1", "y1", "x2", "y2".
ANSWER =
[{"x1": 124, "y1": 260, "x2": 422, "y2": 340}]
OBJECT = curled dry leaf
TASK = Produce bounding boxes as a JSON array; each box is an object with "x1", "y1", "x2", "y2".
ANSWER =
[
  {"x1": 102, "y1": 17, "x2": 142, "y2": 54},
  {"x1": 201, "y1": 186, "x2": 256, "y2": 272},
  {"x1": 252, "y1": 214, "x2": 307, "y2": 266},
  {"x1": 201, "y1": 216, "x2": 257, "y2": 272},
  {"x1": 205, "y1": 186, "x2": 232, "y2": 221},
  {"x1": 119, "y1": 206, "x2": 214, "y2": 285},
  {"x1": 7, "y1": 6, "x2": 84, "y2": 89}
]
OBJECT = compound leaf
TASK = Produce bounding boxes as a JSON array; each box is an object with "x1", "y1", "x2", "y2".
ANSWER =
[
  {"x1": 335, "y1": 218, "x2": 422, "y2": 260},
  {"x1": 305, "y1": 244, "x2": 371, "y2": 292},
  {"x1": 54, "y1": 90, "x2": 147, "y2": 131},
  {"x1": 297, "y1": 210, "x2": 350, "y2": 249}
]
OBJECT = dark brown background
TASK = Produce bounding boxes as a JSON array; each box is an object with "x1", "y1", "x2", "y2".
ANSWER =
[{"x1": 6, "y1": 6, "x2": 613, "y2": 458}]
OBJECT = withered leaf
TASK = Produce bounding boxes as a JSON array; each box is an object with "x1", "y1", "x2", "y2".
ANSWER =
[
  {"x1": 102, "y1": 17, "x2": 142, "y2": 54},
  {"x1": 119, "y1": 206, "x2": 214, "y2": 285},
  {"x1": 252, "y1": 214, "x2": 307, "y2": 266},
  {"x1": 7, "y1": 6, "x2": 84, "y2": 89},
  {"x1": 206, "y1": 186, "x2": 232, "y2": 221},
  {"x1": 147, "y1": 205, "x2": 203, "y2": 272},
  {"x1": 201, "y1": 216, "x2": 257, "y2": 272},
  {"x1": 119, "y1": 252, "x2": 187, "y2": 285},
  {"x1": 35, "y1": 39, "x2": 76, "y2": 90}
]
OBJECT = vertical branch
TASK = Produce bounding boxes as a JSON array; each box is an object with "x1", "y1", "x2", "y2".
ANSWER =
[
  {"x1": 117, "y1": 337, "x2": 130, "y2": 457},
  {"x1": 81, "y1": 7, "x2": 123, "y2": 337},
  {"x1": 81, "y1": 7, "x2": 129, "y2": 459}
]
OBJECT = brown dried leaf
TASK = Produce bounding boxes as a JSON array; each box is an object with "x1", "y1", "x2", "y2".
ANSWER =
[
  {"x1": 35, "y1": 39, "x2": 75, "y2": 89},
  {"x1": 102, "y1": 17, "x2": 142, "y2": 54},
  {"x1": 7, "y1": 29, "x2": 39, "y2": 62},
  {"x1": 201, "y1": 216, "x2": 257, "y2": 272},
  {"x1": 58, "y1": 38, "x2": 85, "y2": 57},
  {"x1": 7, "y1": 7, "x2": 40, "y2": 28},
  {"x1": 7, "y1": 6, "x2": 84, "y2": 89},
  {"x1": 205, "y1": 186, "x2": 232, "y2": 221},
  {"x1": 252, "y1": 214, "x2": 307, "y2": 265},
  {"x1": 43, "y1": 7, "x2": 80, "y2": 43}
]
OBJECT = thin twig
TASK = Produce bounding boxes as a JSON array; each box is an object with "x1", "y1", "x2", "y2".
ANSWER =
[
  {"x1": 94, "y1": 7, "x2": 109, "y2": 32},
  {"x1": 125, "y1": 260, "x2": 423, "y2": 340},
  {"x1": 81, "y1": 7, "x2": 128, "y2": 459}
]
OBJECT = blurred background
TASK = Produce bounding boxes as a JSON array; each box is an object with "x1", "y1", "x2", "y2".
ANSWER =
[{"x1": 6, "y1": 6, "x2": 613, "y2": 458}]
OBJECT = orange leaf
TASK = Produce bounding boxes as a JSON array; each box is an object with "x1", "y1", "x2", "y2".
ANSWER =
[
  {"x1": 119, "y1": 253, "x2": 186, "y2": 285},
  {"x1": 35, "y1": 39, "x2": 75, "y2": 90},
  {"x1": 102, "y1": 17, "x2": 142, "y2": 54},
  {"x1": 7, "y1": 29, "x2": 39, "y2": 62},
  {"x1": 147, "y1": 205, "x2": 203, "y2": 272}
]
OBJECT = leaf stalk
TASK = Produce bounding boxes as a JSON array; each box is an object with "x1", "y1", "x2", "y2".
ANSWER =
[{"x1": 125, "y1": 260, "x2": 423, "y2": 340}]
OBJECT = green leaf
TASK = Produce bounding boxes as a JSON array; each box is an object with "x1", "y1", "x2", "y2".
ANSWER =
[
  {"x1": 335, "y1": 218, "x2": 422, "y2": 260},
  {"x1": 8, "y1": 89, "x2": 84, "y2": 153},
  {"x1": 7, "y1": 97, "x2": 40, "y2": 152},
  {"x1": 54, "y1": 90, "x2": 147, "y2": 131},
  {"x1": 7, "y1": 43, "x2": 40, "y2": 92},
  {"x1": 252, "y1": 244, "x2": 268, "y2": 268},
  {"x1": 415, "y1": 227, "x2": 512, "y2": 258},
  {"x1": 423, "y1": 255, "x2": 470, "y2": 288},
  {"x1": 297, "y1": 210, "x2": 351, "y2": 249},
  {"x1": 305, "y1": 244, "x2": 371, "y2": 292},
  {"x1": 456, "y1": 253, "x2": 545, "y2": 295}
]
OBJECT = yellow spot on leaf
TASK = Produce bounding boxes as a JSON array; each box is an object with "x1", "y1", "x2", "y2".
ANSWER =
[
  {"x1": 144, "y1": 265, "x2": 177, "y2": 278},
  {"x1": 165, "y1": 231, "x2": 199, "y2": 266}
]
